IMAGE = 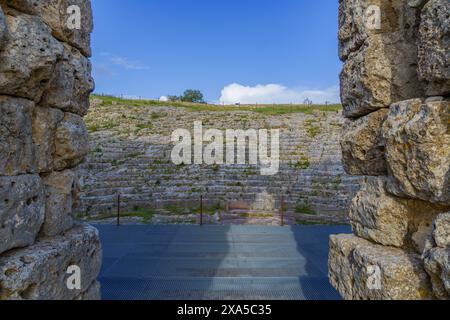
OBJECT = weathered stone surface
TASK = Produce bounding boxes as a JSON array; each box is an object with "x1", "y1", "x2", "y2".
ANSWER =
[
  {"x1": 341, "y1": 108, "x2": 388, "y2": 176},
  {"x1": 0, "y1": 0, "x2": 99, "y2": 300},
  {"x1": 32, "y1": 106, "x2": 64, "y2": 173},
  {"x1": 422, "y1": 213, "x2": 450, "y2": 299},
  {"x1": 433, "y1": 213, "x2": 450, "y2": 248},
  {"x1": 40, "y1": 170, "x2": 77, "y2": 237},
  {"x1": 54, "y1": 113, "x2": 89, "y2": 171},
  {"x1": 338, "y1": 0, "x2": 422, "y2": 61},
  {"x1": 0, "y1": 96, "x2": 36, "y2": 176},
  {"x1": 0, "y1": 5, "x2": 8, "y2": 50},
  {"x1": 5, "y1": 0, "x2": 93, "y2": 57},
  {"x1": 75, "y1": 280, "x2": 101, "y2": 300},
  {"x1": 0, "y1": 174, "x2": 45, "y2": 255},
  {"x1": 40, "y1": 43, "x2": 94, "y2": 116},
  {"x1": 0, "y1": 12, "x2": 64, "y2": 101},
  {"x1": 418, "y1": 0, "x2": 450, "y2": 96},
  {"x1": 382, "y1": 98, "x2": 450, "y2": 205},
  {"x1": 0, "y1": 224, "x2": 102, "y2": 300},
  {"x1": 423, "y1": 245, "x2": 450, "y2": 300},
  {"x1": 408, "y1": 0, "x2": 430, "y2": 8},
  {"x1": 350, "y1": 177, "x2": 448, "y2": 253},
  {"x1": 340, "y1": 33, "x2": 423, "y2": 118},
  {"x1": 329, "y1": 234, "x2": 434, "y2": 300}
]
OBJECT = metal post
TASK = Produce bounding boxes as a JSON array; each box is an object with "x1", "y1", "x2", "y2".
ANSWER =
[
  {"x1": 280, "y1": 195, "x2": 285, "y2": 227},
  {"x1": 200, "y1": 195, "x2": 203, "y2": 226},
  {"x1": 117, "y1": 194, "x2": 121, "y2": 226}
]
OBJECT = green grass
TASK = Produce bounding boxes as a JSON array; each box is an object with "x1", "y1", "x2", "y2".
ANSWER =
[
  {"x1": 295, "y1": 219, "x2": 326, "y2": 226},
  {"x1": 123, "y1": 207, "x2": 155, "y2": 223},
  {"x1": 135, "y1": 122, "x2": 153, "y2": 130},
  {"x1": 294, "y1": 203, "x2": 317, "y2": 215},
  {"x1": 164, "y1": 204, "x2": 188, "y2": 215},
  {"x1": 82, "y1": 207, "x2": 155, "y2": 223},
  {"x1": 88, "y1": 124, "x2": 99, "y2": 133},
  {"x1": 91, "y1": 94, "x2": 342, "y2": 115},
  {"x1": 295, "y1": 156, "x2": 311, "y2": 170},
  {"x1": 240, "y1": 213, "x2": 273, "y2": 218}
]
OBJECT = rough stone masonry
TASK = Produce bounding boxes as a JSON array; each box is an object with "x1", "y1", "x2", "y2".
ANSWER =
[
  {"x1": 0, "y1": 0, "x2": 101, "y2": 299},
  {"x1": 330, "y1": 0, "x2": 450, "y2": 299}
]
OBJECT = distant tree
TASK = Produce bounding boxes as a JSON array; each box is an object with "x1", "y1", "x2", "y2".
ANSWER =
[
  {"x1": 303, "y1": 98, "x2": 313, "y2": 106},
  {"x1": 181, "y1": 89, "x2": 205, "y2": 103},
  {"x1": 167, "y1": 95, "x2": 180, "y2": 102}
]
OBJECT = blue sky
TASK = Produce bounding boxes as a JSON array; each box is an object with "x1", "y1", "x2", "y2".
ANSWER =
[{"x1": 91, "y1": 0, "x2": 342, "y2": 104}]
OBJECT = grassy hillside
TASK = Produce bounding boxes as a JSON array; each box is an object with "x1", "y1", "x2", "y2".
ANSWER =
[{"x1": 90, "y1": 94, "x2": 342, "y2": 115}]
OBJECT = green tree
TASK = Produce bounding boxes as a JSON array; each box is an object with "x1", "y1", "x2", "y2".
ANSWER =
[
  {"x1": 167, "y1": 95, "x2": 180, "y2": 102},
  {"x1": 181, "y1": 89, "x2": 205, "y2": 103}
]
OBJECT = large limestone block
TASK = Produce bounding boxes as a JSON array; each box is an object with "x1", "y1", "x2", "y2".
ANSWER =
[
  {"x1": 75, "y1": 280, "x2": 101, "y2": 300},
  {"x1": 0, "y1": 174, "x2": 45, "y2": 255},
  {"x1": 0, "y1": 96, "x2": 36, "y2": 176},
  {"x1": 54, "y1": 113, "x2": 89, "y2": 171},
  {"x1": 422, "y1": 213, "x2": 450, "y2": 300},
  {"x1": 5, "y1": 0, "x2": 93, "y2": 57},
  {"x1": 32, "y1": 106, "x2": 64, "y2": 173},
  {"x1": 350, "y1": 177, "x2": 448, "y2": 253},
  {"x1": 0, "y1": 12, "x2": 64, "y2": 101},
  {"x1": 338, "y1": 0, "x2": 421, "y2": 61},
  {"x1": 340, "y1": 33, "x2": 422, "y2": 118},
  {"x1": 40, "y1": 170, "x2": 78, "y2": 237},
  {"x1": 40, "y1": 43, "x2": 94, "y2": 117},
  {"x1": 0, "y1": 224, "x2": 102, "y2": 300},
  {"x1": 329, "y1": 234, "x2": 434, "y2": 300},
  {"x1": 418, "y1": 0, "x2": 450, "y2": 96},
  {"x1": 433, "y1": 213, "x2": 450, "y2": 248},
  {"x1": 423, "y1": 246, "x2": 450, "y2": 300},
  {"x1": 0, "y1": 6, "x2": 8, "y2": 50},
  {"x1": 341, "y1": 108, "x2": 388, "y2": 176},
  {"x1": 382, "y1": 98, "x2": 450, "y2": 205}
]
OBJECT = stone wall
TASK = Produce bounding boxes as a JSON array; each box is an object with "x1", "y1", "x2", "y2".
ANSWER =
[
  {"x1": 0, "y1": 0, "x2": 101, "y2": 300},
  {"x1": 79, "y1": 102, "x2": 360, "y2": 225},
  {"x1": 330, "y1": 0, "x2": 450, "y2": 300}
]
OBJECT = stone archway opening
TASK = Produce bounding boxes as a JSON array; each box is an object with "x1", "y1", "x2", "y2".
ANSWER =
[{"x1": 0, "y1": 0, "x2": 448, "y2": 301}]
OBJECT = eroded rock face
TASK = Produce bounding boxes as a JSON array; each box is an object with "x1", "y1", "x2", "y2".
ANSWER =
[
  {"x1": 40, "y1": 170, "x2": 77, "y2": 237},
  {"x1": 54, "y1": 113, "x2": 89, "y2": 171},
  {"x1": 329, "y1": 234, "x2": 434, "y2": 300},
  {"x1": 418, "y1": 0, "x2": 450, "y2": 96},
  {"x1": 433, "y1": 213, "x2": 450, "y2": 248},
  {"x1": 341, "y1": 108, "x2": 388, "y2": 176},
  {"x1": 340, "y1": 34, "x2": 423, "y2": 118},
  {"x1": 0, "y1": 96, "x2": 36, "y2": 176},
  {"x1": 350, "y1": 177, "x2": 448, "y2": 253},
  {"x1": 0, "y1": 0, "x2": 99, "y2": 300},
  {"x1": 32, "y1": 106, "x2": 64, "y2": 173},
  {"x1": 75, "y1": 281, "x2": 101, "y2": 300},
  {"x1": 332, "y1": 0, "x2": 450, "y2": 301},
  {"x1": 339, "y1": 0, "x2": 423, "y2": 118},
  {"x1": 338, "y1": 0, "x2": 421, "y2": 61},
  {"x1": 422, "y1": 213, "x2": 450, "y2": 299},
  {"x1": 0, "y1": 6, "x2": 8, "y2": 50},
  {"x1": 0, "y1": 224, "x2": 102, "y2": 300},
  {"x1": 0, "y1": 175, "x2": 45, "y2": 255},
  {"x1": 382, "y1": 98, "x2": 450, "y2": 205},
  {"x1": 0, "y1": 12, "x2": 64, "y2": 101},
  {"x1": 5, "y1": 0, "x2": 93, "y2": 57},
  {"x1": 40, "y1": 43, "x2": 95, "y2": 117}
]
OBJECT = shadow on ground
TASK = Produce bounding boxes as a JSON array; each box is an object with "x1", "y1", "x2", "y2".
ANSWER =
[{"x1": 96, "y1": 224, "x2": 351, "y2": 300}]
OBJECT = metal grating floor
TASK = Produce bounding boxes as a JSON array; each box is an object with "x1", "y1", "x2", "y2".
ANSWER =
[{"x1": 96, "y1": 225, "x2": 351, "y2": 300}]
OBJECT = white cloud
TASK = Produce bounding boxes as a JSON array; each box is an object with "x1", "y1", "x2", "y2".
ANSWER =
[
  {"x1": 93, "y1": 63, "x2": 115, "y2": 78},
  {"x1": 99, "y1": 52, "x2": 150, "y2": 71},
  {"x1": 219, "y1": 83, "x2": 340, "y2": 105}
]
